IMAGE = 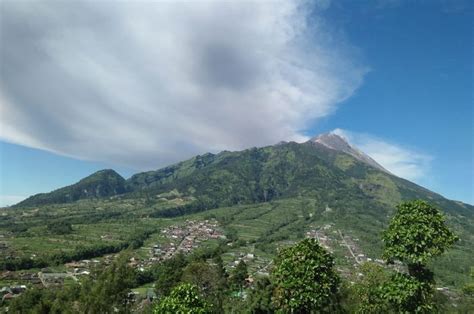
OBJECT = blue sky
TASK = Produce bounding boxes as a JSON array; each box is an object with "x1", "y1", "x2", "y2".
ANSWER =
[{"x1": 0, "y1": 0, "x2": 472, "y2": 206}]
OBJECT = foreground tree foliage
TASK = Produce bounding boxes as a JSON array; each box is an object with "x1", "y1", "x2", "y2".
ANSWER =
[
  {"x1": 383, "y1": 200, "x2": 458, "y2": 266},
  {"x1": 181, "y1": 260, "x2": 228, "y2": 312},
  {"x1": 81, "y1": 253, "x2": 137, "y2": 313},
  {"x1": 382, "y1": 200, "x2": 458, "y2": 313},
  {"x1": 350, "y1": 262, "x2": 390, "y2": 313},
  {"x1": 230, "y1": 260, "x2": 248, "y2": 291},
  {"x1": 7, "y1": 285, "x2": 80, "y2": 314},
  {"x1": 271, "y1": 238, "x2": 340, "y2": 312},
  {"x1": 245, "y1": 276, "x2": 275, "y2": 313},
  {"x1": 154, "y1": 283, "x2": 210, "y2": 314},
  {"x1": 153, "y1": 253, "x2": 188, "y2": 298}
]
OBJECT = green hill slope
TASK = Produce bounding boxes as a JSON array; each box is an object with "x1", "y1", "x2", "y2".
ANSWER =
[
  {"x1": 126, "y1": 140, "x2": 472, "y2": 218},
  {"x1": 15, "y1": 169, "x2": 127, "y2": 207}
]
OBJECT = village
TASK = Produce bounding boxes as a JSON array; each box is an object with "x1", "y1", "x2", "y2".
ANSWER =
[
  {"x1": 0, "y1": 219, "x2": 226, "y2": 302},
  {"x1": 149, "y1": 219, "x2": 225, "y2": 262},
  {"x1": 306, "y1": 224, "x2": 407, "y2": 279},
  {"x1": 0, "y1": 220, "x2": 454, "y2": 304}
]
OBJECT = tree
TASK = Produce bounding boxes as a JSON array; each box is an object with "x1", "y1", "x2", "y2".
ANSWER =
[
  {"x1": 154, "y1": 253, "x2": 188, "y2": 297},
  {"x1": 245, "y1": 276, "x2": 275, "y2": 313},
  {"x1": 8, "y1": 284, "x2": 80, "y2": 313},
  {"x1": 458, "y1": 267, "x2": 474, "y2": 312},
  {"x1": 230, "y1": 260, "x2": 248, "y2": 291},
  {"x1": 181, "y1": 261, "x2": 223, "y2": 311},
  {"x1": 462, "y1": 267, "x2": 474, "y2": 297},
  {"x1": 271, "y1": 238, "x2": 340, "y2": 312},
  {"x1": 383, "y1": 200, "x2": 458, "y2": 269},
  {"x1": 154, "y1": 283, "x2": 209, "y2": 314},
  {"x1": 352, "y1": 262, "x2": 390, "y2": 313},
  {"x1": 47, "y1": 220, "x2": 73, "y2": 235},
  {"x1": 81, "y1": 253, "x2": 137, "y2": 313},
  {"x1": 382, "y1": 200, "x2": 458, "y2": 313},
  {"x1": 381, "y1": 272, "x2": 434, "y2": 313}
]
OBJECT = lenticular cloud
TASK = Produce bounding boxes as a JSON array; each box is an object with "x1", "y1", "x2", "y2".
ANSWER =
[{"x1": 0, "y1": 0, "x2": 367, "y2": 169}]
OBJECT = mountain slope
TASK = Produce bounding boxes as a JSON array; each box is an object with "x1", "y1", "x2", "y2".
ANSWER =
[
  {"x1": 14, "y1": 133, "x2": 473, "y2": 218},
  {"x1": 15, "y1": 169, "x2": 127, "y2": 207},
  {"x1": 126, "y1": 139, "x2": 472, "y2": 218}
]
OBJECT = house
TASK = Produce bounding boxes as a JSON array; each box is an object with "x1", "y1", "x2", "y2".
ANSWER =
[
  {"x1": 1, "y1": 285, "x2": 27, "y2": 302},
  {"x1": 2, "y1": 292, "x2": 16, "y2": 302},
  {"x1": 10, "y1": 285, "x2": 27, "y2": 294},
  {"x1": 38, "y1": 272, "x2": 68, "y2": 287},
  {"x1": 0, "y1": 286, "x2": 12, "y2": 296}
]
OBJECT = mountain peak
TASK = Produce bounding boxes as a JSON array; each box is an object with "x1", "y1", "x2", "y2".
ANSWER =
[
  {"x1": 309, "y1": 131, "x2": 389, "y2": 173},
  {"x1": 311, "y1": 132, "x2": 352, "y2": 151},
  {"x1": 15, "y1": 169, "x2": 127, "y2": 207}
]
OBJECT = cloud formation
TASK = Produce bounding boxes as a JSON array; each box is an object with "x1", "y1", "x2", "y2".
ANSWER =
[
  {"x1": 333, "y1": 129, "x2": 433, "y2": 181},
  {"x1": 0, "y1": 0, "x2": 367, "y2": 169}
]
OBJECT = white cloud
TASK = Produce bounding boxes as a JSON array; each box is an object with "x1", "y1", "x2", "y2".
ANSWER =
[
  {"x1": 333, "y1": 129, "x2": 433, "y2": 181},
  {"x1": 0, "y1": 195, "x2": 27, "y2": 207},
  {"x1": 0, "y1": 0, "x2": 367, "y2": 169}
]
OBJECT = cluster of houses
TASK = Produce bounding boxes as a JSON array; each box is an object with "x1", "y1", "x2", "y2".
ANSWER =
[
  {"x1": 306, "y1": 225, "x2": 405, "y2": 277},
  {"x1": 65, "y1": 259, "x2": 101, "y2": 276},
  {"x1": 225, "y1": 251, "x2": 256, "y2": 270},
  {"x1": 306, "y1": 224, "x2": 334, "y2": 253},
  {"x1": 150, "y1": 219, "x2": 225, "y2": 260},
  {"x1": 0, "y1": 285, "x2": 26, "y2": 302},
  {"x1": 1, "y1": 271, "x2": 40, "y2": 285},
  {"x1": 306, "y1": 225, "x2": 381, "y2": 267}
]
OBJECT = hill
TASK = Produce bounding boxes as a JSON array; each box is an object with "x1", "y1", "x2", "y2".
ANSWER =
[{"x1": 15, "y1": 169, "x2": 127, "y2": 207}]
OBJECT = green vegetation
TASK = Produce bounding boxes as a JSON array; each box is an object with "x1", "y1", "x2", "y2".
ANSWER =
[
  {"x1": 16, "y1": 169, "x2": 127, "y2": 207},
  {"x1": 7, "y1": 253, "x2": 135, "y2": 313},
  {"x1": 383, "y1": 200, "x2": 458, "y2": 266},
  {"x1": 229, "y1": 260, "x2": 248, "y2": 291},
  {"x1": 2, "y1": 140, "x2": 473, "y2": 312},
  {"x1": 154, "y1": 283, "x2": 210, "y2": 314},
  {"x1": 81, "y1": 253, "x2": 137, "y2": 313},
  {"x1": 350, "y1": 262, "x2": 390, "y2": 313},
  {"x1": 47, "y1": 221, "x2": 73, "y2": 235},
  {"x1": 381, "y1": 200, "x2": 458, "y2": 313},
  {"x1": 271, "y1": 238, "x2": 340, "y2": 312},
  {"x1": 2, "y1": 215, "x2": 467, "y2": 313}
]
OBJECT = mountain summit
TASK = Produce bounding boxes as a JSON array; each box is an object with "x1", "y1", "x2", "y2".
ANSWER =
[
  {"x1": 16, "y1": 169, "x2": 127, "y2": 207},
  {"x1": 309, "y1": 132, "x2": 389, "y2": 173}
]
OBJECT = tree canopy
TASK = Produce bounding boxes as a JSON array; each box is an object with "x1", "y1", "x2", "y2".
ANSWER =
[
  {"x1": 271, "y1": 238, "x2": 340, "y2": 312},
  {"x1": 154, "y1": 283, "x2": 209, "y2": 314},
  {"x1": 382, "y1": 200, "x2": 458, "y2": 313},
  {"x1": 230, "y1": 260, "x2": 248, "y2": 291},
  {"x1": 382, "y1": 200, "x2": 458, "y2": 265}
]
